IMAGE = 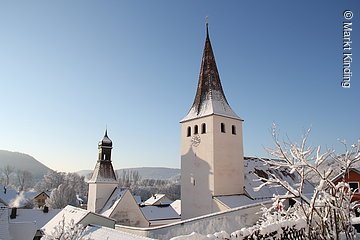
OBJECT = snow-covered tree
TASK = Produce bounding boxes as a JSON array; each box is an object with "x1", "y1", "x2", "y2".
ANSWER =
[
  {"x1": 254, "y1": 125, "x2": 360, "y2": 239},
  {"x1": 65, "y1": 172, "x2": 88, "y2": 198},
  {"x1": 35, "y1": 170, "x2": 65, "y2": 192},
  {"x1": 0, "y1": 165, "x2": 15, "y2": 186},
  {"x1": 46, "y1": 182, "x2": 77, "y2": 209},
  {"x1": 41, "y1": 216, "x2": 92, "y2": 240},
  {"x1": 16, "y1": 169, "x2": 33, "y2": 191}
]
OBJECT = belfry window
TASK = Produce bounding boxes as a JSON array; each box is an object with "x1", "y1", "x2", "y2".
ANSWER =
[
  {"x1": 194, "y1": 125, "x2": 199, "y2": 134},
  {"x1": 221, "y1": 123, "x2": 226, "y2": 133},
  {"x1": 187, "y1": 126, "x2": 191, "y2": 137},
  {"x1": 201, "y1": 123, "x2": 206, "y2": 134},
  {"x1": 232, "y1": 125, "x2": 236, "y2": 135}
]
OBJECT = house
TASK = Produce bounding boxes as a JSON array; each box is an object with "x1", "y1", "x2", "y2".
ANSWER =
[
  {"x1": 42, "y1": 205, "x2": 116, "y2": 236},
  {"x1": 32, "y1": 191, "x2": 50, "y2": 208},
  {"x1": 145, "y1": 194, "x2": 172, "y2": 206},
  {"x1": 0, "y1": 203, "x2": 11, "y2": 240},
  {"x1": 332, "y1": 167, "x2": 360, "y2": 202},
  {"x1": 8, "y1": 207, "x2": 61, "y2": 240}
]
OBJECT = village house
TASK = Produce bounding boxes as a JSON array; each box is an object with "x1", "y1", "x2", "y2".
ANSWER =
[
  {"x1": 332, "y1": 167, "x2": 360, "y2": 202},
  {"x1": 0, "y1": 204, "x2": 60, "y2": 240}
]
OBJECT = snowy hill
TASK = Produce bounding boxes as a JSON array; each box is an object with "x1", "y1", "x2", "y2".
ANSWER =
[
  {"x1": 77, "y1": 167, "x2": 180, "y2": 180},
  {"x1": 0, "y1": 150, "x2": 52, "y2": 181}
]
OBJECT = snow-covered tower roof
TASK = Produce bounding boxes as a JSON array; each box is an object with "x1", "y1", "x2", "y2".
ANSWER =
[
  {"x1": 88, "y1": 130, "x2": 117, "y2": 183},
  {"x1": 181, "y1": 23, "x2": 241, "y2": 122},
  {"x1": 99, "y1": 129, "x2": 112, "y2": 147}
]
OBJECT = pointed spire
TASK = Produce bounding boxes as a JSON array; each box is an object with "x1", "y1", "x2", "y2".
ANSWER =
[
  {"x1": 205, "y1": 16, "x2": 209, "y2": 39},
  {"x1": 104, "y1": 128, "x2": 108, "y2": 138},
  {"x1": 99, "y1": 128, "x2": 112, "y2": 147},
  {"x1": 181, "y1": 22, "x2": 241, "y2": 122}
]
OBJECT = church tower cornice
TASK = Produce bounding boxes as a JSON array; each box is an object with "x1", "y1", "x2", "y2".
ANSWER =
[{"x1": 181, "y1": 22, "x2": 241, "y2": 123}]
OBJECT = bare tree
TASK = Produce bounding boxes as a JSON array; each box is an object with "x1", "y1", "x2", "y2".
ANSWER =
[
  {"x1": 1, "y1": 165, "x2": 15, "y2": 186},
  {"x1": 255, "y1": 125, "x2": 360, "y2": 239},
  {"x1": 16, "y1": 170, "x2": 33, "y2": 191},
  {"x1": 35, "y1": 170, "x2": 65, "y2": 192}
]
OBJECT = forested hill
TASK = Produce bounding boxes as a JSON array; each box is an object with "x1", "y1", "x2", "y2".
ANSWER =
[
  {"x1": 78, "y1": 167, "x2": 180, "y2": 180},
  {"x1": 0, "y1": 150, "x2": 52, "y2": 181}
]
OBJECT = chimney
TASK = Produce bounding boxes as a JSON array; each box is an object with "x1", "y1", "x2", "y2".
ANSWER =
[
  {"x1": 10, "y1": 207, "x2": 17, "y2": 219},
  {"x1": 43, "y1": 206, "x2": 49, "y2": 213}
]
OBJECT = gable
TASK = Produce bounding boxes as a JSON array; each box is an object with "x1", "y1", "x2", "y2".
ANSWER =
[
  {"x1": 332, "y1": 168, "x2": 360, "y2": 183},
  {"x1": 101, "y1": 189, "x2": 148, "y2": 227},
  {"x1": 243, "y1": 157, "x2": 314, "y2": 199}
]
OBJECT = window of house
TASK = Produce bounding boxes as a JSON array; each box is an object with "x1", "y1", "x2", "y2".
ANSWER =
[
  {"x1": 232, "y1": 125, "x2": 236, "y2": 135},
  {"x1": 221, "y1": 123, "x2": 225, "y2": 133},
  {"x1": 201, "y1": 123, "x2": 206, "y2": 134},
  {"x1": 187, "y1": 126, "x2": 191, "y2": 137},
  {"x1": 194, "y1": 125, "x2": 199, "y2": 134},
  {"x1": 349, "y1": 182, "x2": 359, "y2": 193}
]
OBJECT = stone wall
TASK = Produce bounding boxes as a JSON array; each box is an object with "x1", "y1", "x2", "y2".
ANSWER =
[{"x1": 115, "y1": 201, "x2": 272, "y2": 240}]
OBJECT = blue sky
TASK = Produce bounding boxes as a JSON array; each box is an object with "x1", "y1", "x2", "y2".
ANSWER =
[{"x1": 0, "y1": 1, "x2": 359, "y2": 172}]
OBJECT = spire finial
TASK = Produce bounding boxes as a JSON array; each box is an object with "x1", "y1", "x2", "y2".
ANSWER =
[
  {"x1": 104, "y1": 126, "x2": 108, "y2": 137},
  {"x1": 205, "y1": 16, "x2": 209, "y2": 38}
]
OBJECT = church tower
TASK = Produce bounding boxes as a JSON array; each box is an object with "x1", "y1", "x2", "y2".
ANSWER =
[
  {"x1": 180, "y1": 24, "x2": 245, "y2": 220},
  {"x1": 87, "y1": 130, "x2": 118, "y2": 213}
]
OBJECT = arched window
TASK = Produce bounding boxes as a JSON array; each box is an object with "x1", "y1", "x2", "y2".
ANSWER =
[
  {"x1": 194, "y1": 125, "x2": 199, "y2": 134},
  {"x1": 201, "y1": 123, "x2": 206, "y2": 134},
  {"x1": 221, "y1": 123, "x2": 226, "y2": 133},
  {"x1": 187, "y1": 126, "x2": 191, "y2": 137},
  {"x1": 232, "y1": 125, "x2": 236, "y2": 135}
]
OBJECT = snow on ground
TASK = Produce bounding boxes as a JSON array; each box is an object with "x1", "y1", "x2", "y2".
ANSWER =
[{"x1": 82, "y1": 225, "x2": 155, "y2": 240}]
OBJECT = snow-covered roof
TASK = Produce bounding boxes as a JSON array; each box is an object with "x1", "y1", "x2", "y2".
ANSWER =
[
  {"x1": 42, "y1": 205, "x2": 89, "y2": 235},
  {"x1": 244, "y1": 157, "x2": 314, "y2": 199},
  {"x1": 42, "y1": 205, "x2": 115, "y2": 235},
  {"x1": 214, "y1": 195, "x2": 267, "y2": 209},
  {"x1": 101, "y1": 188, "x2": 127, "y2": 217},
  {"x1": 134, "y1": 195, "x2": 142, "y2": 205},
  {"x1": 0, "y1": 205, "x2": 10, "y2": 240},
  {"x1": 0, "y1": 185, "x2": 18, "y2": 206},
  {"x1": 23, "y1": 191, "x2": 40, "y2": 200},
  {"x1": 82, "y1": 225, "x2": 155, "y2": 240},
  {"x1": 145, "y1": 194, "x2": 172, "y2": 206},
  {"x1": 140, "y1": 205, "x2": 180, "y2": 222},
  {"x1": 8, "y1": 208, "x2": 61, "y2": 240},
  {"x1": 88, "y1": 160, "x2": 118, "y2": 183},
  {"x1": 170, "y1": 200, "x2": 181, "y2": 215},
  {"x1": 180, "y1": 26, "x2": 241, "y2": 123},
  {"x1": 9, "y1": 208, "x2": 61, "y2": 229}
]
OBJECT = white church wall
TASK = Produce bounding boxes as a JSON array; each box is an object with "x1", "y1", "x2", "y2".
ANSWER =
[
  {"x1": 181, "y1": 116, "x2": 215, "y2": 220},
  {"x1": 87, "y1": 182, "x2": 117, "y2": 213},
  {"x1": 212, "y1": 115, "x2": 244, "y2": 196},
  {"x1": 110, "y1": 191, "x2": 149, "y2": 227},
  {"x1": 115, "y1": 201, "x2": 271, "y2": 240}
]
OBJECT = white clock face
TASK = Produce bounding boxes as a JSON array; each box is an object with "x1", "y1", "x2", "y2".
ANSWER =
[{"x1": 191, "y1": 135, "x2": 201, "y2": 147}]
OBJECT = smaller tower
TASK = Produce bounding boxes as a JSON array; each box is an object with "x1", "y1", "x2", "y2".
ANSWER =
[{"x1": 87, "y1": 130, "x2": 118, "y2": 213}]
